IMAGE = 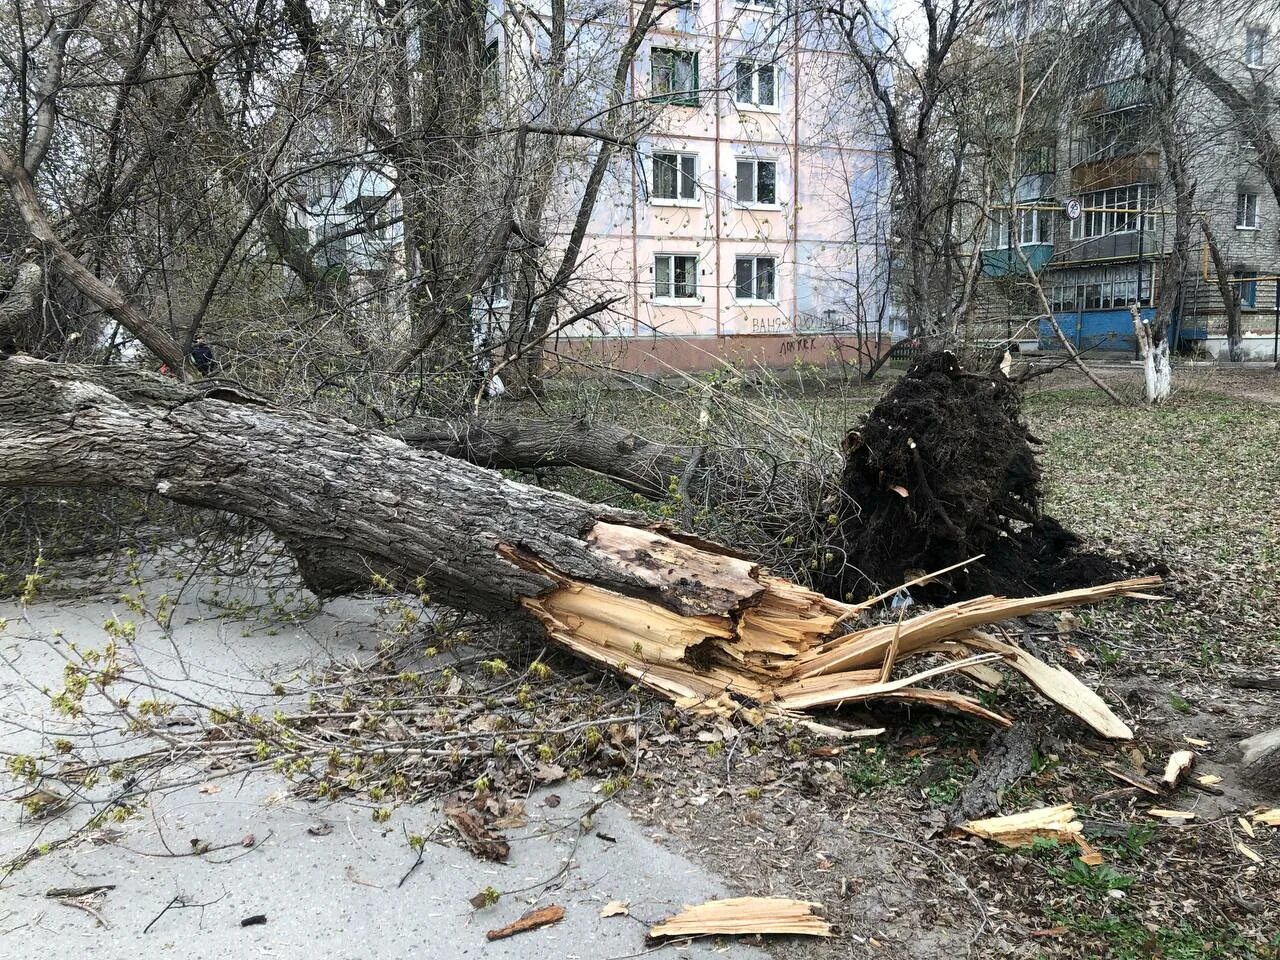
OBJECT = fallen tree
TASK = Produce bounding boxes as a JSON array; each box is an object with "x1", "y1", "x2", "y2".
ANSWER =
[
  {"x1": 0, "y1": 356, "x2": 1154, "y2": 737},
  {"x1": 402, "y1": 355, "x2": 1158, "y2": 601}
]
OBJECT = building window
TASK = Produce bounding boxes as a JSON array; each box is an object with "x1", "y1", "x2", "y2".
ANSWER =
[
  {"x1": 734, "y1": 255, "x2": 776, "y2": 301},
  {"x1": 734, "y1": 59, "x2": 777, "y2": 109},
  {"x1": 1246, "y1": 27, "x2": 1267, "y2": 67},
  {"x1": 482, "y1": 39, "x2": 500, "y2": 92},
  {"x1": 482, "y1": 274, "x2": 509, "y2": 308},
  {"x1": 735, "y1": 158, "x2": 777, "y2": 205},
  {"x1": 652, "y1": 48, "x2": 699, "y2": 105},
  {"x1": 347, "y1": 194, "x2": 389, "y2": 238},
  {"x1": 654, "y1": 254, "x2": 699, "y2": 300},
  {"x1": 1237, "y1": 191, "x2": 1260, "y2": 229},
  {"x1": 1069, "y1": 184, "x2": 1157, "y2": 240},
  {"x1": 1049, "y1": 265, "x2": 1151, "y2": 312},
  {"x1": 652, "y1": 152, "x2": 699, "y2": 201},
  {"x1": 986, "y1": 203, "x2": 1051, "y2": 247},
  {"x1": 1234, "y1": 269, "x2": 1259, "y2": 307},
  {"x1": 986, "y1": 209, "x2": 1010, "y2": 249},
  {"x1": 1076, "y1": 106, "x2": 1145, "y2": 163},
  {"x1": 1019, "y1": 204, "x2": 1052, "y2": 244},
  {"x1": 1019, "y1": 145, "x2": 1056, "y2": 176},
  {"x1": 737, "y1": 0, "x2": 776, "y2": 8}
]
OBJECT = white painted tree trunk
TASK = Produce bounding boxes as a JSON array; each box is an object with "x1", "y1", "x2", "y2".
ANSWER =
[
  {"x1": 1143, "y1": 338, "x2": 1171, "y2": 403},
  {"x1": 1131, "y1": 307, "x2": 1172, "y2": 404}
]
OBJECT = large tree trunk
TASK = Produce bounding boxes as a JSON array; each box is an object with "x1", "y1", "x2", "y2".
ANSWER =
[
  {"x1": 0, "y1": 357, "x2": 709, "y2": 616},
  {"x1": 0, "y1": 357, "x2": 1153, "y2": 736}
]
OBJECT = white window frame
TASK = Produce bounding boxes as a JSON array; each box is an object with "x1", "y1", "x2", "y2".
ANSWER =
[
  {"x1": 733, "y1": 255, "x2": 778, "y2": 303},
  {"x1": 733, "y1": 59, "x2": 779, "y2": 111},
  {"x1": 1018, "y1": 205, "x2": 1052, "y2": 245},
  {"x1": 653, "y1": 253, "x2": 700, "y2": 302},
  {"x1": 650, "y1": 151, "x2": 700, "y2": 206},
  {"x1": 1237, "y1": 191, "x2": 1260, "y2": 230},
  {"x1": 1246, "y1": 26, "x2": 1267, "y2": 68},
  {"x1": 735, "y1": 157, "x2": 779, "y2": 208},
  {"x1": 1068, "y1": 184, "x2": 1157, "y2": 240},
  {"x1": 736, "y1": 0, "x2": 776, "y2": 10},
  {"x1": 984, "y1": 209, "x2": 1011, "y2": 250}
]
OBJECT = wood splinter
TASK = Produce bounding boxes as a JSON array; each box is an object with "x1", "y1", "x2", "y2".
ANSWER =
[{"x1": 648, "y1": 896, "x2": 833, "y2": 940}]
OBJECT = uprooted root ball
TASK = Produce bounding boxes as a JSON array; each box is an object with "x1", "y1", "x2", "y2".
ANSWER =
[{"x1": 821, "y1": 351, "x2": 1158, "y2": 600}]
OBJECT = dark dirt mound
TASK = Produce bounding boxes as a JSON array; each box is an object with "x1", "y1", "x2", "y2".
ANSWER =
[{"x1": 820, "y1": 351, "x2": 1162, "y2": 601}]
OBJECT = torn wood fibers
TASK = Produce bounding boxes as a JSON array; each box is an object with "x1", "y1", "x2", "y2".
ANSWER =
[{"x1": 512, "y1": 522, "x2": 1156, "y2": 739}]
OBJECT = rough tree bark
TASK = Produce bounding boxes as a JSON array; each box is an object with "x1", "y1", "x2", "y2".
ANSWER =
[
  {"x1": 0, "y1": 357, "x2": 794, "y2": 624},
  {"x1": 400, "y1": 416, "x2": 696, "y2": 498}
]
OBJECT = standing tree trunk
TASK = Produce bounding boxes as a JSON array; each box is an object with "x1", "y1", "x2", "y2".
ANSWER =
[
  {"x1": 1201, "y1": 220, "x2": 1243, "y2": 362},
  {"x1": 1132, "y1": 305, "x2": 1172, "y2": 403}
]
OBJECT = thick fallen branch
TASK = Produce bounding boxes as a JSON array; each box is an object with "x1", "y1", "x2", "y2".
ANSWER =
[
  {"x1": 0, "y1": 358, "x2": 1154, "y2": 738},
  {"x1": 400, "y1": 415, "x2": 695, "y2": 498}
]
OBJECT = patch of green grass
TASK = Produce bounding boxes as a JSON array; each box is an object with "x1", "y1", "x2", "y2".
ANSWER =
[
  {"x1": 1048, "y1": 911, "x2": 1268, "y2": 960},
  {"x1": 1048, "y1": 858, "x2": 1135, "y2": 895}
]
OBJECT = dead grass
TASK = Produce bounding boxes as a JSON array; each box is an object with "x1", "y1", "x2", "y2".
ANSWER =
[{"x1": 617, "y1": 371, "x2": 1280, "y2": 960}]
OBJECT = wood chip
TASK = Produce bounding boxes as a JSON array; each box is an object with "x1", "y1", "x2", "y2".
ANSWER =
[
  {"x1": 648, "y1": 897, "x2": 832, "y2": 940},
  {"x1": 1184, "y1": 737, "x2": 1211, "y2": 747},
  {"x1": 1148, "y1": 809, "x2": 1197, "y2": 821},
  {"x1": 1195, "y1": 774, "x2": 1222, "y2": 787},
  {"x1": 1160, "y1": 750, "x2": 1196, "y2": 789},
  {"x1": 951, "y1": 631, "x2": 1133, "y2": 739},
  {"x1": 962, "y1": 804, "x2": 1083, "y2": 847},
  {"x1": 1251, "y1": 808, "x2": 1280, "y2": 827},
  {"x1": 1102, "y1": 763, "x2": 1162, "y2": 796},
  {"x1": 1238, "y1": 817, "x2": 1255, "y2": 838},
  {"x1": 485, "y1": 904, "x2": 565, "y2": 941},
  {"x1": 1073, "y1": 834, "x2": 1105, "y2": 867},
  {"x1": 600, "y1": 900, "x2": 630, "y2": 918},
  {"x1": 1236, "y1": 842, "x2": 1264, "y2": 864}
]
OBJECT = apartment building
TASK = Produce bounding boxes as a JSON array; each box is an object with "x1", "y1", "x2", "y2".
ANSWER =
[
  {"x1": 501, "y1": 0, "x2": 891, "y2": 372},
  {"x1": 976, "y1": 4, "x2": 1280, "y2": 361}
]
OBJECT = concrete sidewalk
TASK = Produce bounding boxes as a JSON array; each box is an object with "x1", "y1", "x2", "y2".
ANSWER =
[{"x1": 0, "y1": 571, "x2": 766, "y2": 959}]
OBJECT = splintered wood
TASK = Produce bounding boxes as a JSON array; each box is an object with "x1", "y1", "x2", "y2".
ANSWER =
[
  {"x1": 648, "y1": 897, "x2": 833, "y2": 940},
  {"x1": 961, "y1": 804, "x2": 1104, "y2": 865},
  {"x1": 517, "y1": 522, "x2": 1159, "y2": 740}
]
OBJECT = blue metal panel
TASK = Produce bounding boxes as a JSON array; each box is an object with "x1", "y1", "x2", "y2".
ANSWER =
[
  {"x1": 981, "y1": 244, "x2": 1054, "y2": 278},
  {"x1": 1038, "y1": 307, "x2": 1156, "y2": 352}
]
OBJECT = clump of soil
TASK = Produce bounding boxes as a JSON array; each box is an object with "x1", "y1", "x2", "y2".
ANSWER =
[{"x1": 822, "y1": 351, "x2": 1160, "y2": 601}]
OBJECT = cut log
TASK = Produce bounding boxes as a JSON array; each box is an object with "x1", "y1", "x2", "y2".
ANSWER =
[
  {"x1": 648, "y1": 897, "x2": 832, "y2": 940},
  {"x1": 0, "y1": 358, "x2": 1157, "y2": 736},
  {"x1": 1237, "y1": 728, "x2": 1280, "y2": 797}
]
